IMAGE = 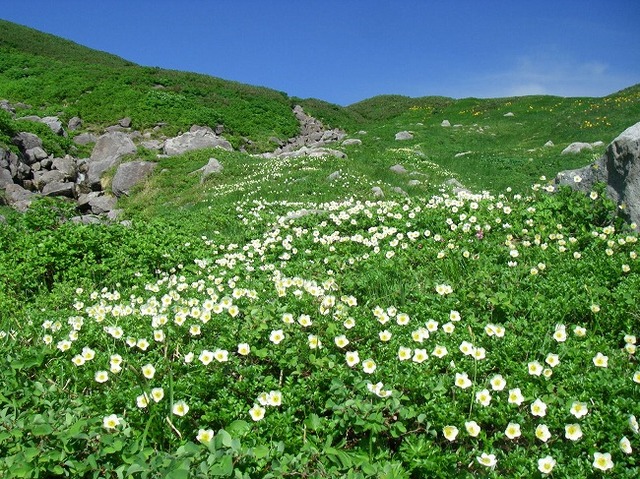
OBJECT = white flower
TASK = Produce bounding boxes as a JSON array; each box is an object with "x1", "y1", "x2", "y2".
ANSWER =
[
  {"x1": 504, "y1": 422, "x2": 521, "y2": 439},
  {"x1": 199, "y1": 350, "x2": 214, "y2": 365},
  {"x1": 592, "y1": 452, "x2": 614, "y2": 471},
  {"x1": 489, "y1": 374, "x2": 506, "y2": 391},
  {"x1": 103, "y1": 414, "x2": 121, "y2": 430},
  {"x1": 94, "y1": 370, "x2": 109, "y2": 383},
  {"x1": 535, "y1": 424, "x2": 551, "y2": 442},
  {"x1": 476, "y1": 453, "x2": 497, "y2": 468},
  {"x1": 151, "y1": 387, "x2": 164, "y2": 402},
  {"x1": 442, "y1": 425, "x2": 458, "y2": 442},
  {"x1": 172, "y1": 400, "x2": 189, "y2": 417},
  {"x1": 141, "y1": 363, "x2": 156, "y2": 379},
  {"x1": 620, "y1": 436, "x2": 632, "y2": 454},
  {"x1": 570, "y1": 401, "x2": 589, "y2": 419},
  {"x1": 537, "y1": 455, "x2": 556, "y2": 475},
  {"x1": 412, "y1": 348, "x2": 428, "y2": 363},
  {"x1": 267, "y1": 390, "x2": 282, "y2": 406},
  {"x1": 237, "y1": 343, "x2": 251, "y2": 355},
  {"x1": 455, "y1": 372, "x2": 472, "y2": 389},
  {"x1": 508, "y1": 388, "x2": 524, "y2": 406},
  {"x1": 531, "y1": 398, "x2": 547, "y2": 417},
  {"x1": 269, "y1": 329, "x2": 285, "y2": 344},
  {"x1": 475, "y1": 389, "x2": 492, "y2": 406},
  {"x1": 465, "y1": 420, "x2": 481, "y2": 437},
  {"x1": 197, "y1": 428, "x2": 214, "y2": 444},
  {"x1": 249, "y1": 404, "x2": 265, "y2": 421},
  {"x1": 136, "y1": 394, "x2": 149, "y2": 408},
  {"x1": 346, "y1": 351, "x2": 360, "y2": 367},
  {"x1": 593, "y1": 352, "x2": 608, "y2": 367},
  {"x1": 565, "y1": 423, "x2": 583, "y2": 441},
  {"x1": 362, "y1": 358, "x2": 377, "y2": 374}
]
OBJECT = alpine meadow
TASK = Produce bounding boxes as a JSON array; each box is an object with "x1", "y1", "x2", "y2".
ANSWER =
[{"x1": 1, "y1": 19, "x2": 640, "y2": 479}]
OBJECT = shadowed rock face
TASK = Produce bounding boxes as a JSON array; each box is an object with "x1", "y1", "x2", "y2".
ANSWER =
[{"x1": 556, "y1": 121, "x2": 640, "y2": 229}]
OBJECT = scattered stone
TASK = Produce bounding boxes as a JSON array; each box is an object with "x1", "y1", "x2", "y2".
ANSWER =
[
  {"x1": 441, "y1": 120, "x2": 451, "y2": 127},
  {"x1": 41, "y1": 116, "x2": 64, "y2": 135},
  {"x1": 88, "y1": 195, "x2": 117, "y2": 215},
  {"x1": 71, "y1": 215, "x2": 103, "y2": 225},
  {"x1": 118, "y1": 117, "x2": 132, "y2": 128},
  {"x1": 371, "y1": 186, "x2": 384, "y2": 198},
  {"x1": 112, "y1": 161, "x2": 157, "y2": 197},
  {"x1": 455, "y1": 151, "x2": 473, "y2": 158},
  {"x1": 327, "y1": 171, "x2": 341, "y2": 181},
  {"x1": 73, "y1": 133, "x2": 98, "y2": 145},
  {"x1": 390, "y1": 164, "x2": 408, "y2": 174},
  {"x1": 408, "y1": 179, "x2": 421, "y2": 186},
  {"x1": 556, "y1": 121, "x2": 640, "y2": 229},
  {"x1": 392, "y1": 186, "x2": 408, "y2": 196},
  {"x1": 357, "y1": 130, "x2": 367, "y2": 135},
  {"x1": 342, "y1": 138, "x2": 362, "y2": 146},
  {"x1": 561, "y1": 142, "x2": 593, "y2": 155},
  {"x1": 0, "y1": 167, "x2": 13, "y2": 188},
  {"x1": 191, "y1": 158, "x2": 223, "y2": 183},
  {"x1": 504, "y1": 112, "x2": 515, "y2": 117},
  {"x1": 4, "y1": 183, "x2": 35, "y2": 211},
  {"x1": 32, "y1": 169, "x2": 66, "y2": 190},
  {"x1": 544, "y1": 140, "x2": 554, "y2": 147},
  {"x1": 68, "y1": 116, "x2": 83, "y2": 131},
  {"x1": 395, "y1": 131, "x2": 413, "y2": 141}
]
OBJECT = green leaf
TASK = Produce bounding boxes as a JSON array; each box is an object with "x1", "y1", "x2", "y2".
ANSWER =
[
  {"x1": 31, "y1": 423, "x2": 53, "y2": 436},
  {"x1": 208, "y1": 454, "x2": 233, "y2": 476},
  {"x1": 252, "y1": 445, "x2": 269, "y2": 459},
  {"x1": 226, "y1": 419, "x2": 250, "y2": 436}
]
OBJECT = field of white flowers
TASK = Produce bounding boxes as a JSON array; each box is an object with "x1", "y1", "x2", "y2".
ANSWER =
[{"x1": 2, "y1": 174, "x2": 638, "y2": 478}]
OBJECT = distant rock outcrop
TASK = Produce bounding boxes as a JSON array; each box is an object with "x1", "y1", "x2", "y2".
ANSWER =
[
  {"x1": 260, "y1": 105, "x2": 346, "y2": 159},
  {"x1": 163, "y1": 127, "x2": 233, "y2": 156},
  {"x1": 556, "y1": 121, "x2": 640, "y2": 229}
]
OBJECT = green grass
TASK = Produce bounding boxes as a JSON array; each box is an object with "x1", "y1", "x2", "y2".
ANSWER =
[{"x1": 1, "y1": 20, "x2": 640, "y2": 478}]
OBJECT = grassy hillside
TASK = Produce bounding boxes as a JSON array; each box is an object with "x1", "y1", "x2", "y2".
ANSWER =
[
  {"x1": 1, "y1": 20, "x2": 640, "y2": 479},
  {"x1": 0, "y1": 20, "x2": 299, "y2": 150}
]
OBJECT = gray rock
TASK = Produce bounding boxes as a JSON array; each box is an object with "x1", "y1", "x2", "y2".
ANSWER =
[
  {"x1": 140, "y1": 140, "x2": 163, "y2": 151},
  {"x1": 16, "y1": 115, "x2": 42, "y2": 123},
  {"x1": 327, "y1": 171, "x2": 341, "y2": 181},
  {"x1": 0, "y1": 167, "x2": 13, "y2": 187},
  {"x1": 342, "y1": 138, "x2": 362, "y2": 146},
  {"x1": 556, "y1": 121, "x2": 640, "y2": 229},
  {"x1": 0, "y1": 214, "x2": 5, "y2": 223},
  {"x1": 163, "y1": 130, "x2": 233, "y2": 156},
  {"x1": 52, "y1": 156, "x2": 78, "y2": 180},
  {"x1": 112, "y1": 161, "x2": 157, "y2": 197},
  {"x1": 68, "y1": 116, "x2": 82, "y2": 131},
  {"x1": 392, "y1": 186, "x2": 409, "y2": 196},
  {"x1": 118, "y1": 117, "x2": 132, "y2": 128},
  {"x1": 441, "y1": 120, "x2": 451, "y2": 127},
  {"x1": 42, "y1": 181, "x2": 75, "y2": 198},
  {"x1": 395, "y1": 131, "x2": 413, "y2": 141},
  {"x1": 504, "y1": 112, "x2": 515, "y2": 117},
  {"x1": 41, "y1": 116, "x2": 64, "y2": 135},
  {"x1": 4, "y1": 183, "x2": 35, "y2": 211},
  {"x1": 24, "y1": 147, "x2": 48, "y2": 164},
  {"x1": 544, "y1": 140, "x2": 554, "y2": 147},
  {"x1": 88, "y1": 195, "x2": 117, "y2": 214},
  {"x1": 73, "y1": 133, "x2": 98, "y2": 145},
  {"x1": 561, "y1": 142, "x2": 593, "y2": 155},
  {"x1": 591, "y1": 141, "x2": 605, "y2": 148},
  {"x1": 13, "y1": 132, "x2": 42, "y2": 151},
  {"x1": 71, "y1": 215, "x2": 103, "y2": 225},
  {"x1": 390, "y1": 164, "x2": 407, "y2": 174},
  {"x1": 408, "y1": 179, "x2": 422, "y2": 186},
  {"x1": 371, "y1": 186, "x2": 384, "y2": 198},
  {"x1": 33, "y1": 170, "x2": 66, "y2": 190},
  {"x1": 191, "y1": 158, "x2": 223, "y2": 183},
  {"x1": 86, "y1": 132, "x2": 137, "y2": 188}
]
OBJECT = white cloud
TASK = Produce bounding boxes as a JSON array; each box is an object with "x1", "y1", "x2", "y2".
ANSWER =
[{"x1": 479, "y1": 51, "x2": 631, "y2": 98}]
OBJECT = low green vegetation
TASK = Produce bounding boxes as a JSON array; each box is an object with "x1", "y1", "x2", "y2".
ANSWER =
[{"x1": 1, "y1": 19, "x2": 640, "y2": 478}]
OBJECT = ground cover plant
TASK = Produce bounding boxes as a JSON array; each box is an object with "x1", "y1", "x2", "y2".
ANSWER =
[{"x1": 1, "y1": 19, "x2": 640, "y2": 478}]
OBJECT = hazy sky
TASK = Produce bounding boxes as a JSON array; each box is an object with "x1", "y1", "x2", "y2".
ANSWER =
[{"x1": 2, "y1": 0, "x2": 639, "y2": 105}]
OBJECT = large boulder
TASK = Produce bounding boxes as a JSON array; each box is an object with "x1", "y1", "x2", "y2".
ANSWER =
[
  {"x1": 41, "y1": 116, "x2": 64, "y2": 135},
  {"x1": 42, "y1": 181, "x2": 75, "y2": 198},
  {"x1": 163, "y1": 130, "x2": 233, "y2": 156},
  {"x1": 4, "y1": 183, "x2": 35, "y2": 211},
  {"x1": 51, "y1": 156, "x2": 78, "y2": 180},
  {"x1": 111, "y1": 161, "x2": 157, "y2": 197},
  {"x1": 556, "y1": 121, "x2": 640, "y2": 229},
  {"x1": 12, "y1": 132, "x2": 42, "y2": 151},
  {"x1": 86, "y1": 132, "x2": 137, "y2": 188}
]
